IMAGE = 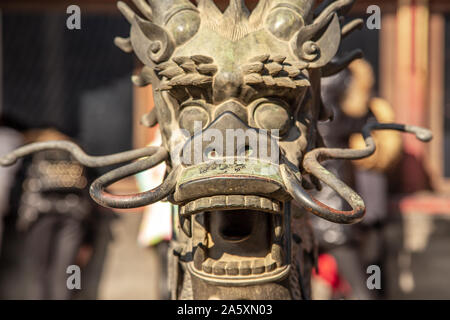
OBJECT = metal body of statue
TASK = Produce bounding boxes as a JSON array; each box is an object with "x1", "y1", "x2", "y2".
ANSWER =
[{"x1": 0, "y1": 0, "x2": 432, "y2": 300}]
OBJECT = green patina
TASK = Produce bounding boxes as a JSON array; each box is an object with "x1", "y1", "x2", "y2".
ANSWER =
[{"x1": 179, "y1": 160, "x2": 283, "y2": 184}]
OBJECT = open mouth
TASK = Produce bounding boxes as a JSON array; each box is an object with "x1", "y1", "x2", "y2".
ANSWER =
[
  {"x1": 184, "y1": 205, "x2": 290, "y2": 286},
  {"x1": 173, "y1": 159, "x2": 292, "y2": 285},
  {"x1": 173, "y1": 160, "x2": 291, "y2": 285}
]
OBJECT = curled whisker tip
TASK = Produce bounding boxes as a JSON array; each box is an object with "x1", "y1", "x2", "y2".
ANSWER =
[
  {"x1": 0, "y1": 155, "x2": 16, "y2": 167},
  {"x1": 417, "y1": 131, "x2": 433, "y2": 142},
  {"x1": 406, "y1": 125, "x2": 433, "y2": 142}
]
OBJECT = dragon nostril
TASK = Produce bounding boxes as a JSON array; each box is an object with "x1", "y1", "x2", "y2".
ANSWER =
[
  {"x1": 205, "y1": 148, "x2": 220, "y2": 160},
  {"x1": 238, "y1": 145, "x2": 253, "y2": 157},
  {"x1": 245, "y1": 146, "x2": 253, "y2": 157}
]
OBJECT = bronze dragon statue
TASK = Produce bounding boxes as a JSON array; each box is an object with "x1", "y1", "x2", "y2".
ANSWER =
[{"x1": 0, "y1": 0, "x2": 432, "y2": 300}]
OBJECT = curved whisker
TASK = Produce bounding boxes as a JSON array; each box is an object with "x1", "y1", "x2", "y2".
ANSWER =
[
  {"x1": 282, "y1": 122, "x2": 432, "y2": 224},
  {"x1": 0, "y1": 141, "x2": 166, "y2": 168},
  {"x1": 90, "y1": 158, "x2": 180, "y2": 209}
]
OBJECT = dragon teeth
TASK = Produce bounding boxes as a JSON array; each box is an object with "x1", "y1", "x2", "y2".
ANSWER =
[
  {"x1": 271, "y1": 243, "x2": 284, "y2": 267},
  {"x1": 201, "y1": 254, "x2": 280, "y2": 276},
  {"x1": 180, "y1": 195, "x2": 282, "y2": 215}
]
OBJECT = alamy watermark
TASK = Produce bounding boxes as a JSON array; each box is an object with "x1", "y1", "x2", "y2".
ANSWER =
[
  {"x1": 66, "y1": 5, "x2": 81, "y2": 30},
  {"x1": 66, "y1": 265, "x2": 81, "y2": 290},
  {"x1": 366, "y1": 265, "x2": 381, "y2": 290},
  {"x1": 366, "y1": 5, "x2": 381, "y2": 30}
]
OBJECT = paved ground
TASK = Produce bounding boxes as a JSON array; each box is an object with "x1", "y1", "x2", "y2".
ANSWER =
[
  {"x1": 0, "y1": 210, "x2": 164, "y2": 300},
  {"x1": 97, "y1": 212, "x2": 162, "y2": 300}
]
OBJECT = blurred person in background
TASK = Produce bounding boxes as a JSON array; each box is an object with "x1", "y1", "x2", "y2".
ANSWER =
[
  {"x1": 10, "y1": 128, "x2": 102, "y2": 300},
  {"x1": 0, "y1": 118, "x2": 23, "y2": 257},
  {"x1": 311, "y1": 59, "x2": 402, "y2": 300}
]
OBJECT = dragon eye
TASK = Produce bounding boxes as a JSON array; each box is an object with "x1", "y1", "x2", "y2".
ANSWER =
[
  {"x1": 254, "y1": 103, "x2": 291, "y2": 136},
  {"x1": 266, "y1": 8, "x2": 304, "y2": 41},
  {"x1": 179, "y1": 106, "x2": 209, "y2": 135},
  {"x1": 166, "y1": 10, "x2": 200, "y2": 45}
]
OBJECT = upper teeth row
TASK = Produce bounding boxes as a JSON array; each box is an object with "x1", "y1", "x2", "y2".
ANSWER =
[{"x1": 180, "y1": 195, "x2": 282, "y2": 216}]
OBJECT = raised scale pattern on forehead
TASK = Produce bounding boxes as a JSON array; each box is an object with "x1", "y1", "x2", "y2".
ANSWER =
[{"x1": 154, "y1": 54, "x2": 311, "y2": 104}]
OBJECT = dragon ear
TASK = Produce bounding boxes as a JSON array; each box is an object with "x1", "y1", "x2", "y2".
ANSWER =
[
  {"x1": 117, "y1": 1, "x2": 174, "y2": 65},
  {"x1": 131, "y1": 15, "x2": 175, "y2": 64},
  {"x1": 292, "y1": 12, "x2": 341, "y2": 68}
]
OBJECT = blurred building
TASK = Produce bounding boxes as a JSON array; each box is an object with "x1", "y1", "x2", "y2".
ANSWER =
[
  {"x1": 343, "y1": 0, "x2": 450, "y2": 299},
  {"x1": 0, "y1": 0, "x2": 449, "y2": 299}
]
